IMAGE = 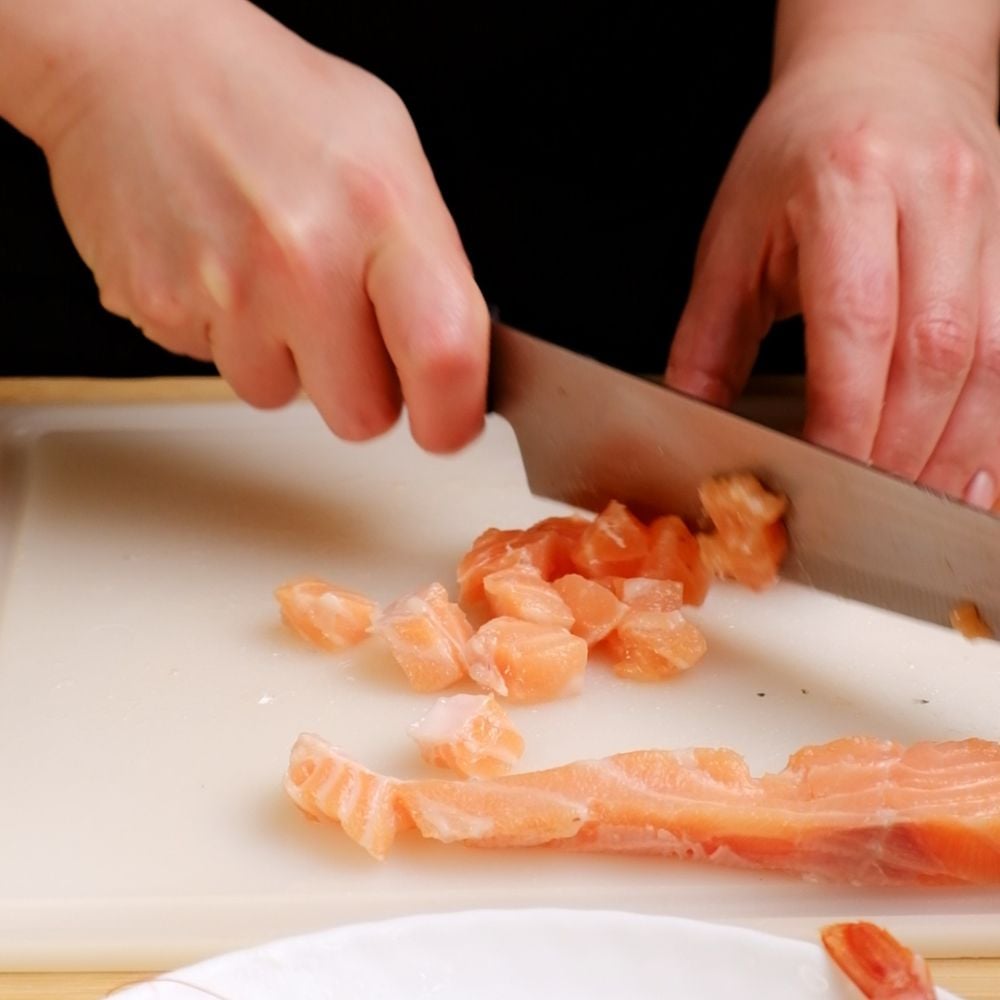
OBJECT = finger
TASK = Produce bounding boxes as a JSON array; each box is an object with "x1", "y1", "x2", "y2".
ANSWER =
[
  {"x1": 368, "y1": 232, "x2": 490, "y2": 454},
  {"x1": 209, "y1": 318, "x2": 301, "y2": 409},
  {"x1": 793, "y1": 177, "x2": 898, "y2": 461},
  {"x1": 665, "y1": 209, "x2": 774, "y2": 407},
  {"x1": 918, "y1": 236, "x2": 1000, "y2": 506},
  {"x1": 869, "y1": 185, "x2": 981, "y2": 479},
  {"x1": 284, "y1": 272, "x2": 403, "y2": 442}
]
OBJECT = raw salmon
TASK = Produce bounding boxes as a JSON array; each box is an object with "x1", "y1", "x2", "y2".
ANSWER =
[
  {"x1": 285, "y1": 733, "x2": 1000, "y2": 885},
  {"x1": 408, "y1": 692, "x2": 525, "y2": 779},
  {"x1": 552, "y1": 574, "x2": 628, "y2": 646},
  {"x1": 457, "y1": 528, "x2": 571, "y2": 606},
  {"x1": 821, "y1": 921, "x2": 935, "y2": 999},
  {"x1": 571, "y1": 500, "x2": 649, "y2": 579},
  {"x1": 466, "y1": 616, "x2": 588, "y2": 701},
  {"x1": 370, "y1": 582, "x2": 473, "y2": 692},
  {"x1": 640, "y1": 515, "x2": 711, "y2": 606},
  {"x1": 697, "y1": 474, "x2": 788, "y2": 590},
  {"x1": 608, "y1": 576, "x2": 684, "y2": 613},
  {"x1": 950, "y1": 601, "x2": 993, "y2": 640},
  {"x1": 483, "y1": 566, "x2": 575, "y2": 630},
  {"x1": 284, "y1": 733, "x2": 412, "y2": 860},
  {"x1": 275, "y1": 577, "x2": 378, "y2": 651},
  {"x1": 602, "y1": 609, "x2": 708, "y2": 680}
]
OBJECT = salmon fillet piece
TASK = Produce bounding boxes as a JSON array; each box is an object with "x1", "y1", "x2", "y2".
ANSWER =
[{"x1": 285, "y1": 733, "x2": 1000, "y2": 885}]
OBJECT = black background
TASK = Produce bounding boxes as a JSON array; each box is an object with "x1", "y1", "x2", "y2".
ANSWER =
[{"x1": 0, "y1": 2, "x2": 803, "y2": 378}]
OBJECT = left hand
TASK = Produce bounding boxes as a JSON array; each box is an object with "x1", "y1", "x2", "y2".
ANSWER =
[{"x1": 666, "y1": 30, "x2": 1000, "y2": 507}]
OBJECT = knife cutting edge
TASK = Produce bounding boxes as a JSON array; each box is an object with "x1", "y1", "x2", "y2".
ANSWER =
[{"x1": 488, "y1": 320, "x2": 1000, "y2": 634}]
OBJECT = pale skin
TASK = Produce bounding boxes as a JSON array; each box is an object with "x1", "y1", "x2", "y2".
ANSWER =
[
  {"x1": 666, "y1": 0, "x2": 1000, "y2": 508},
  {"x1": 1, "y1": 1, "x2": 999, "y2": 503}
]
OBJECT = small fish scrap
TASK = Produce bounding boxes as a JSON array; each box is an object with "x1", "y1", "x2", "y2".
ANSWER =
[
  {"x1": 949, "y1": 601, "x2": 994, "y2": 641},
  {"x1": 821, "y1": 921, "x2": 935, "y2": 999}
]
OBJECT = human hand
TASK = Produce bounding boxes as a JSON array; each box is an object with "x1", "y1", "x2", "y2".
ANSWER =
[
  {"x1": 6, "y1": 0, "x2": 489, "y2": 452},
  {"x1": 667, "y1": 12, "x2": 1000, "y2": 506}
]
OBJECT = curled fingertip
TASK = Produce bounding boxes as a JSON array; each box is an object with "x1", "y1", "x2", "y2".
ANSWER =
[
  {"x1": 313, "y1": 390, "x2": 402, "y2": 444},
  {"x1": 409, "y1": 409, "x2": 486, "y2": 454}
]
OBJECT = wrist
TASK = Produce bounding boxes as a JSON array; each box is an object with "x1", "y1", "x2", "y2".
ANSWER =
[
  {"x1": 0, "y1": 0, "x2": 202, "y2": 150},
  {"x1": 774, "y1": 0, "x2": 1000, "y2": 112}
]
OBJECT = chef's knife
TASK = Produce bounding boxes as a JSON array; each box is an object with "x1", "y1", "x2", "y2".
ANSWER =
[{"x1": 489, "y1": 321, "x2": 1000, "y2": 632}]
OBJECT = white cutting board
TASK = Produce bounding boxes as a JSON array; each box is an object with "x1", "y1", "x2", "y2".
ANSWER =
[{"x1": 0, "y1": 399, "x2": 998, "y2": 971}]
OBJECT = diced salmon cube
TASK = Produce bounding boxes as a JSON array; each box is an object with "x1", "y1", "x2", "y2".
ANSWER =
[
  {"x1": 552, "y1": 573, "x2": 628, "y2": 646},
  {"x1": 604, "y1": 609, "x2": 707, "y2": 680},
  {"x1": 466, "y1": 616, "x2": 588, "y2": 702},
  {"x1": 409, "y1": 693, "x2": 525, "y2": 779},
  {"x1": 571, "y1": 500, "x2": 649, "y2": 578},
  {"x1": 371, "y1": 582, "x2": 473, "y2": 692},
  {"x1": 457, "y1": 528, "x2": 568, "y2": 606},
  {"x1": 483, "y1": 566, "x2": 575, "y2": 629},
  {"x1": 607, "y1": 576, "x2": 684, "y2": 613},
  {"x1": 275, "y1": 577, "x2": 378, "y2": 652},
  {"x1": 697, "y1": 474, "x2": 788, "y2": 591},
  {"x1": 640, "y1": 515, "x2": 711, "y2": 605}
]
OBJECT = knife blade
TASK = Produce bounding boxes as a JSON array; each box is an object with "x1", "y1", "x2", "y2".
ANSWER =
[{"x1": 489, "y1": 321, "x2": 1000, "y2": 632}]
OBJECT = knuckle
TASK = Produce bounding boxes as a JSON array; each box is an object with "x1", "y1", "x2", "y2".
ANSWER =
[
  {"x1": 906, "y1": 311, "x2": 974, "y2": 380},
  {"x1": 815, "y1": 277, "x2": 895, "y2": 351},
  {"x1": 339, "y1": 160, "x2": 402, "y2": 233},
  {"x1": 365, "y1": 76, "x2": 413, "y2": 129},
  {"x1": 822, "y1": 125, "x2": 889, "y2": 183},
  {"x1": 935, "y1": 138, "x2": 985, "y2": 201}
]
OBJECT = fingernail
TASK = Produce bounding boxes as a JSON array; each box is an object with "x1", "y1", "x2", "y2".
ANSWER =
[{"x1": 964, "y1": 469, "x2": 996, "y2": 510}]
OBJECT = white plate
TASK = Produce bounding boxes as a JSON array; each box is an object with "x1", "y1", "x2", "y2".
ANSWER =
[{"x1": 113, "y1": 908, "x2": 958, "y2": 999}]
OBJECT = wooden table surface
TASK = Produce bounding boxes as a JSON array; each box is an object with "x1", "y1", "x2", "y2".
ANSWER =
[{"x1": 0, "y1": 378, "x2": 997, "y2": 1000}]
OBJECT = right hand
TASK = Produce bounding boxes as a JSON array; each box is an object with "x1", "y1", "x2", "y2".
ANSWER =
[{"x1": 29, "y1": 0, "x2": 489, "y2": 452}]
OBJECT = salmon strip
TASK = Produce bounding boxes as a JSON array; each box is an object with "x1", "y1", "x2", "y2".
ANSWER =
[
  {"x1": 285, "y1": 733, "x2": 1000, "y2": 884},
  {"x1": 284, "y1": 733, "x2": 413, "y2": 860}
]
